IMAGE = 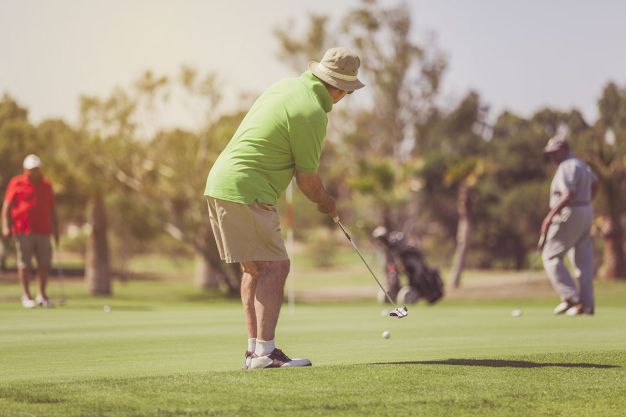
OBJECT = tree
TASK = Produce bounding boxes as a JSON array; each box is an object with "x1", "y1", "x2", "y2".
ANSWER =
[
  {"x1": 581, "y1": 82, "x2": 626, "y2": 279},
  {"x1": 0, "y1": 94, "x2": 36, "y2": 184},
  {"x1": 143, "y1": 120, "x2": 244, "y2": 294},
  {"x1": 68, "y1": 88, "x2": 142, "y2": 295},
  {"x1": 94, "y1": 68, "x2": 247, "y2": 294},
  {"x1": 417, "y1": 92, "x2": 490, "y2": 286},
  {"x1": 275, "y1": 0, "x2": 447, "y2": 234},
  {"x1": 482, "y1": 110, "x2": 553, "y2": 269}
]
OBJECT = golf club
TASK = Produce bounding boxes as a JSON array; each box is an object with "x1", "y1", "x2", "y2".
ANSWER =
[
  {"x1": 512, "y1": 250, "x2": 543, "y2": 317},
  {"x1": 54, "y1": 241, "x2": 67, "y2": 306},
  {"x1": 333, "y1": 217, "x2": 408, "y2": 318},
  {"x1": 537, "y1": 232, "x2": 547, "y2": 251}
]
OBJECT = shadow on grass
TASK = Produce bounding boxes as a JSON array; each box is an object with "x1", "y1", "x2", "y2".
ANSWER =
[{"x1": 372, "y1": 359, "x2": 620, "y2": 369}]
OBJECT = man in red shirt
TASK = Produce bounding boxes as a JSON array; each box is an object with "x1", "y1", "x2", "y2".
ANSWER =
[{"x1": 1, "y1": 154, "x2": 59, "y2": 308}]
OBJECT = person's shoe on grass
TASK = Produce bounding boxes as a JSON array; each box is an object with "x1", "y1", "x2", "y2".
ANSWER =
[
  {"x1": 553, "y1": 298, "x2": 578, "y2": 314},
  {"x1": 248, "y1": 348, "x2": 311, "y2": 369},
  {"x1": 242, "y1": 351, "x2": 254, "y2": 370},
  {"x1": 35, "y1": 294, "x2": 54, "y2": 308},
  {"x1": 21, "y1": 295, "x2": 37, "y2": 309},
  {"x1": 566, "y1": 304, "x2": 594, "y2": 316}
]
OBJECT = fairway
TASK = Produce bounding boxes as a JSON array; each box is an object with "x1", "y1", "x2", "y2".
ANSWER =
[{"x1": 1, "y1": 282, "x2": 625, "y2": 417}]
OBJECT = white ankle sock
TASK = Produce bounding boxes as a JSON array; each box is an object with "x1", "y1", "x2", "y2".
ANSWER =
[
  {"x1": 255, "y1": 339, "x2": 275, "y2": 356},
  {"x1": 247, "y1": 338, "x2": 256, "y2": 353}
]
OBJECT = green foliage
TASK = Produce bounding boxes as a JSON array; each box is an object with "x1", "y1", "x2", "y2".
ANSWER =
[
  {"x1": 349, "y1": 157, "x2": 396, "y2": 194},
  {"x1": 305, "y1": 227, "x2": 338, "y2": 268},
  {"x1": 61, "y1": 229, "x2": 88, "y2": 256},
  {"x1": 0, "y1": 95, "x2": 39, "y2": 189}
]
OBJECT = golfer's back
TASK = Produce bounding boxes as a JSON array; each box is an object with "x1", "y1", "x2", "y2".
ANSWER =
[
  {"x1": 550, "y1": 156, "x2": 596, "y2": 208},
  {"x1": 205, "y1": 72, "x2": 332, "y2": 206}
]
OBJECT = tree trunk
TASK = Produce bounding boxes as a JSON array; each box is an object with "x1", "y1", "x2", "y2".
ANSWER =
[
  {"x1": 451, "y1": 184, "x2": 472, "y2": 289},
  {"x1": 598, "y1": 214, "x2": 626, "y2": 280},
  {"x1": 194, "y1": 254, "x2": 220, "y2": 289},
  {"x1": 85, "y1": 194, "x2": 112, "y2": 295},
  {"x1": 514, "y1": 238, "x2": 526, "y2": 271}
]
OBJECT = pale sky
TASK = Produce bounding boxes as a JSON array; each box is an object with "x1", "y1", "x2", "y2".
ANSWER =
[{"x1": 2, "y1": 0, "x2": 626, "y2": 126}]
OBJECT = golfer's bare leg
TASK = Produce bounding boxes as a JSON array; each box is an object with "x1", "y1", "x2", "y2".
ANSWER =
[
  {"x1": 18, "y1": 268, "x2": 32, "y2": 299},
  {"x1": 240, "y1": 262, "x2": 260, "y2": 339},
  {"x1": 36, "y1": 265, "x2": 49, "y2": 299},
  {"x1": 254, "y1": 260, "x2": 290, "y2": 341}
]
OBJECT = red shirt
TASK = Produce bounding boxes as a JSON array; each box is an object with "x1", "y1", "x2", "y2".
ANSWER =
[{"x1": 3, "y1": 173, "x2": 55, "y2": 235}]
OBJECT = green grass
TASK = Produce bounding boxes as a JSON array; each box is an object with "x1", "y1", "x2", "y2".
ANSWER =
[{"x1": 0, "y1": 276, "x2": 625, "y2": 417}]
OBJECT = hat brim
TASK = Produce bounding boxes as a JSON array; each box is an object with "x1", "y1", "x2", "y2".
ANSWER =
[
  {"x1": 543, "y1": 145, "x2": 563, "y2": 153},
  {"x1": 309, "y1": 61, "x2": 365, "y2": 92}
]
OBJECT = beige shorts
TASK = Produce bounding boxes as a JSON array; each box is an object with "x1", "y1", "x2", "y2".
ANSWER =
[
  {"x1": 14, "y1": 234, "x2": 52, "y2": 270},
  {"x1": 206, "y1": 197, "x2": 288, "y2": 263}
]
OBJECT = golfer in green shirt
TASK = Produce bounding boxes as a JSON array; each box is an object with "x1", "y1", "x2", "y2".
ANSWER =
[{"x1": 204, "y1": 47, "x2": 365, "y2": 369}]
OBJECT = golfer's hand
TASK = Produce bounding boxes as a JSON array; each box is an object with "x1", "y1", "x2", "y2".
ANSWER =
[{"x1": 317, "y1": 196, "x2": 337, "y2": 218}]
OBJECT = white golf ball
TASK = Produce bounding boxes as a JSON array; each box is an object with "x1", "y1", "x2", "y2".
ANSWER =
[
  {"x1": 103, "y1": 305, "x2": 111, "y2": 313},
  {"x1": 511, "y1": 308, "x2": 522, "y2": 317},
  {"x1": 382, "y1": 330, "x2": 391, "y2": 339},
  {"x1": 381, "y1": 309, "x2": 389, "y2": 317}
]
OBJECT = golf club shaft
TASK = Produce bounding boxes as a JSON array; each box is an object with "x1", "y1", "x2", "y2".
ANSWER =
[
  {"x1": 334, "y1": 220, "x2": 398, "y2": 307},
  {"x1": 54, "y1": 241, "x2": 67, "y2": 303},
  {"x1": 517, "y1": 251, "x2": 543, "y2": 310}
]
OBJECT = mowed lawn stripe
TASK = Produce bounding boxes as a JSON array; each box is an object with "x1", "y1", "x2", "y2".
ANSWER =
[
  {"x1": 0, "y1": 351, "x2": 624, "y2": 417},
  {"x1": 1, "y1": 297, "x2": 625, "y2": 416}
]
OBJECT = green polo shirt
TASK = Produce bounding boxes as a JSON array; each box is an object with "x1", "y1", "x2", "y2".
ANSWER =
[{"x1": 204, "y1": 71, "x2": 333, "y2": 205}]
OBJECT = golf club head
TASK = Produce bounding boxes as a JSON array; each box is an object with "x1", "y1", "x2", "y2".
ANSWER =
[{"x1": 389, "y1": 306, "x2": 408, "y2": 318}]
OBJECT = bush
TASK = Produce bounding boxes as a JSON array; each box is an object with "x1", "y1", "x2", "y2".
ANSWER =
[{"x1": 305, "y1": 227, "x2": 337, "y2": 268}]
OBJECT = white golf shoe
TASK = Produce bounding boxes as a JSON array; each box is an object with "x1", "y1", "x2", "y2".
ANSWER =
[
  {"x1": 242, "y1": 351, "x2": 253, "y2": 370},
  {"x1": 21, "y1": 296, "x2": 37, "y2": 309},
  {"x1": 247, "y1": 348, "x2": 311, "y2": 369},
  {"x1": 553, "y1": 299, "x2": 578, "y2": 315}
]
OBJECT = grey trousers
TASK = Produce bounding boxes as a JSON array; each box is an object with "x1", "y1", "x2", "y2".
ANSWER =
[{"x1": 542, "y1": 207, "x2": 595, "y2": 311}]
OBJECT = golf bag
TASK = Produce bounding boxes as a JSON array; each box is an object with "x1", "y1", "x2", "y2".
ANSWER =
[{"x1": 373, "y1": 227, "x2": 444, "y2": 305}]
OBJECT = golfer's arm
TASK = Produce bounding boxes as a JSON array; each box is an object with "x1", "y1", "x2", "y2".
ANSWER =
[
  {"x1": 1, "y1": 200, "x2": 10, "y2": 233},
  {"x1": 295, "y1": 171, "x2": 333, "y2": 206},
  {"x1": 547, "y1": 191, "x2": 572, "y2": 221}
]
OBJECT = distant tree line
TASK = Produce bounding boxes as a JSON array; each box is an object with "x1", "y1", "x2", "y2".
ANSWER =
[{"x1": 1, "y1": 0, "x2": 624, "y2": 297}]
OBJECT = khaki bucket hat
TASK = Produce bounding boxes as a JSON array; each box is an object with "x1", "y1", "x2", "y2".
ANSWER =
[{"x1": 309, "y1": 47, "x2": 365, "y2": 92}]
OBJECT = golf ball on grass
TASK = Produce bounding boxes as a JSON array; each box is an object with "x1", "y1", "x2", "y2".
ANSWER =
[
  {"x1": 103, "y1": 305, "x2": 111, "y2": 313},
  {"x1": 382, "y1": 330, "x2": 391, "y2": 339},
  {"x1": 511, "y1": 308, "x2": 522, "y2": 317}
]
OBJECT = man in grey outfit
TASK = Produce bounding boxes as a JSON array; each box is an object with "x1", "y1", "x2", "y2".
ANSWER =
[{"x1": 541, "y1": 134, "x2": 598, "y2": 316}]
